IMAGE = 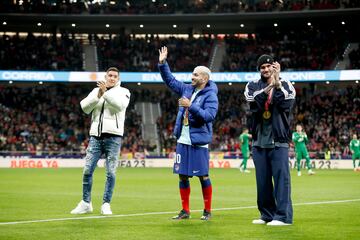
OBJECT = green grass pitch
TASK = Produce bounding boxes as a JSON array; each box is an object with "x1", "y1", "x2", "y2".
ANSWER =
[{"x1": 0, "y1": 168, "x2": 359, "y2": 240}]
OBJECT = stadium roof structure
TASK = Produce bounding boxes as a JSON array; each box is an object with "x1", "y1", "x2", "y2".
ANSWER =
[{"x1": 0, "y1": 8, "x2": 359, "y2": 34}]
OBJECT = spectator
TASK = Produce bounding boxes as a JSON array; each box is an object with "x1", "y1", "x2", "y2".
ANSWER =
[
  {"x1": 1, "y1": 0, "x2": 358, "y2": 14},
  {"x1": 0, "y1": 33, "x2": 82, "y2": 71}
]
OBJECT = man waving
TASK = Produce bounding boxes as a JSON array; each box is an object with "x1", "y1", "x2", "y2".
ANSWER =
[{"x1": 158, "y1": 46, "x2": 218, "y2": 221}]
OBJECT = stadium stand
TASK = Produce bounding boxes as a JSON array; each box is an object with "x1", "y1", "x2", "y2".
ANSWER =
[
  {"x1": 1, "y1": 0, "x2": 359, "y2": 14},
  {"x1": 0, "y1": 30, "x2": 353, "y2": 72},
  {"x1": 0, "y1": 84, "x2": 358, "y2": 159},
  {"x1": 0, "y1": 0, "x2": 359, "y2": 160},
  {"x1": 96, "y1": 34, "x2": 213, "y2": 72},
  {"x1": 155, "y1": 84, "x2": 360, "y2": 159},
  {"x1": 0, "y1": 33, "x2": 83, "y2": 71},
  {"x1": 348, "y1": 47, "x2": 360, "y2": 69},
  {"x1": 293, "y1": 84, "x2": 360, "y2": 159},
  {"x1": 0, "y1": 85, "x2": 143, "y2": 157},
  {"x1": 221, "y1": 29, "x2": 348, "y2": 71}
]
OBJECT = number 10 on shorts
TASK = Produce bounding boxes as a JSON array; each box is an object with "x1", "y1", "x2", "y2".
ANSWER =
[{"x1": 175, "y1": 154, "x2": 181, "y2": 164}]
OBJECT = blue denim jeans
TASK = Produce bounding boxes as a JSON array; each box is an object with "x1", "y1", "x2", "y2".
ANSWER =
[{"x1": 82, "y1": 135, "x2": 122, "y2": 203}]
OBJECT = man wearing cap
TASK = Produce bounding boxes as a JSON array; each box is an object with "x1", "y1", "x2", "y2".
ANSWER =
[
  {"x1": 158, "y1": 46, "x2": 218, "y2": 221},
  {"x1": 244, "y1": 54, "x2": 296, "y2": 226}
]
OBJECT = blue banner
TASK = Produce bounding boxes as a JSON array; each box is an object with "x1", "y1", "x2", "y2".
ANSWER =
[
  {"x1": 0, "y1": 71, "x2": 70, "y2": 82},
  {"x1": 0, "y1": 70, "x2": 357, "y2": 83}
]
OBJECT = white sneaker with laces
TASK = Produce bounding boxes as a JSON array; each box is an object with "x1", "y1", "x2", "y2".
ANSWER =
[
  {"x1": 252, "y1": 219, "x2": 267, "y2": 225},
  {"x1": 70, "y1": 200, "x2": 93, "y2": 214},
  {"x1": 101, "y1": 202, "x2": 113, "y2": 215},
  {"x1": 267, "y1": 220, "x2": 291, "y2": 226},
  {"x1": 297, "y1": 171, "x2": 301, "y2": 176},
  {"x1": 308, "y1": 169, "x2": 315, "y2": 175}
]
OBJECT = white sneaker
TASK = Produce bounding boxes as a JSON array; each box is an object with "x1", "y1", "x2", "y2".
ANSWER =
[
  {"x1": 70, "y1": 200, "x2": 93, "y2": 214},
  {"x1": 101, "y1": 202, "x2": 113, "y2": 215},
  {"x1": 252, "y1": 219, "x2": 267, "y2": 225},
  {"x1": 244, "y1": 170, "x2": 251, "y2": 173},
  {"x1": 297, "y1": 171, "x2": 301, "y2": 176},
  {"x1": 308, "y1": 169, "x2": 315, "y2": 175},
  {"x1": 239, "y1": 168, "x2": 244, "y2": 172},
  {"x1": 267, "y1": 220, "x2": 291, "y2": 226}
]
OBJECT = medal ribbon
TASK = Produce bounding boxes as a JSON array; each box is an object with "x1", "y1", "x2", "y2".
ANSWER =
[
  {"x1": 183, "y1": 108, "x2": 189, "y2": 126},
  {"x1": 264, "y1": 88, "x2": 273, "y2": 111}
]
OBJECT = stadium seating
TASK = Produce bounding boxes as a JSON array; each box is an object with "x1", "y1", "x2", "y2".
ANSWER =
[
  {"x1": 1, "y1": 0, "x2": 359, "y2": 14},
  {"x1": 0, "y1": 85, "x2": 142, "y2": 157},
  {"x1": 1, "y1": 84, "x2": 358, "y2": 159},
  {"x1": 0, "y1": 33, "x2": 83, "y2": 71},
  {"x1": 0, "y1": 0, "x2": 358, "y2": 159},
  {"x1": 348, "y1": 47, "x2": 360, "y2": 69},
  {"x1": 96, "y1": 35, "x2": 213, "y2": 72},
  {"x1": 0, "y1": 30, "x2": 353, "y2": 72},
  {"x1": 221, "y1": 29, "x2": 348, "y2": 71}
]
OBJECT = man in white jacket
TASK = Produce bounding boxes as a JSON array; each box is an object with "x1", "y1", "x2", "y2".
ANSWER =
[{"x1": 71, "y1": 67, "x2": 130, "y2": 215}]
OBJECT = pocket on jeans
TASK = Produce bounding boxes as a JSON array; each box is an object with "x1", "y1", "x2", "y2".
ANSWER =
[{"x1": 109, "y1": 136, "x2": 122, "y2": 146}]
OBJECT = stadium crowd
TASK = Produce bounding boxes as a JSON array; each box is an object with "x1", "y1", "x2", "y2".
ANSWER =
[
  {"x1": 221, "y1": 29, "x2": 348, "y2": 71},
  {"x1": 96, "y1": 35, "x2": 213, "y2": 72},
  {"x1": 0, "y1": 31, "x2": 353, "y2": 72},
  {"x1": 0, "y1": 33, "x2": 82, "y2": 71},
  {"x1": 293, "y1": 85, "x2": 360, "y2": 159},
  {"x1": 1, "y1": 83, "x2": 357, "y2": 159},
  {"x1": 348, "y1": 47, "x2": 360, "y2": 69},
  {"x1": 0, "y1": 33, "x2": 213, "y2": 72},
  {"x1": 1, "y1": 0, "x2": 359, "y2": 14},
  {"x1": 156, "y1": 85, "x2": 360, "y2": 159},
  {"x1": 0, "y1": 85, "x2": 143, "y2": 157}
]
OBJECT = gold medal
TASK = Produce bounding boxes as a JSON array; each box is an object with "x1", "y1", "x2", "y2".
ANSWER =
[
  {"x1": 183, "y1": 109, "x2": 189, "y2": 126},
  {"x1": 183, "y1": 117, "x2": 189, "y2": 126},
  {"x1": 263, "y1": 110, "x2": 271, "y2": 119}
]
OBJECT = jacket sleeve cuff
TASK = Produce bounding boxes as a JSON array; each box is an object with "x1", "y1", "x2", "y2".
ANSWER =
[{"x1": 157, "y1": 61, "x2": 167, "y2": 68}]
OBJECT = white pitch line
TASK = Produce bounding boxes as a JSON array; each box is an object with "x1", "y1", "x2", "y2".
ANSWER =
[{"x1": 0, "y1": 198, "x2": 359, "y2": 226}]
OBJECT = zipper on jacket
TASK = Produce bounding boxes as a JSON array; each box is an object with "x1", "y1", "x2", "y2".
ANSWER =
[
  {"x1": 115, "y1": 114, "x2": 119, "y2": 129},
  {"x1": 97, "y1": 101, "x2": 106, "y2": 137}
]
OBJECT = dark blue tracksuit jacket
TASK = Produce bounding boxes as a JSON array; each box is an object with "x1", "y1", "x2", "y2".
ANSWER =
[{"x1": 245, "y1": 77, "x2": 295, "y2": 142}]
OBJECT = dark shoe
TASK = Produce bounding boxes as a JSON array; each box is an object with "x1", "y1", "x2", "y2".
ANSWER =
[
  {"x1": 172, "y1": 209, "x2": 190, "y2": 220},
  {"x1": 200, "y1": 209, "x2": 211, "y2": 221}
]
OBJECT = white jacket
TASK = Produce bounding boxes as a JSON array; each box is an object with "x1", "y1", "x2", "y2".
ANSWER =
[{"x1": 80, "y1": 83, "x2": 130, "y2": 137}]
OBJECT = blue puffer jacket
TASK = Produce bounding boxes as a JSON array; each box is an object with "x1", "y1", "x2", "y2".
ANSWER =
[{"x1": 158, "y1": 62, "x2": 218, "y2": 145}]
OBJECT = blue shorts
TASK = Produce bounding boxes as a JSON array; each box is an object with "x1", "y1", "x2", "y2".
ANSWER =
[{"x1": 174, "y1": 143, "x2": 210, "y2": 176}]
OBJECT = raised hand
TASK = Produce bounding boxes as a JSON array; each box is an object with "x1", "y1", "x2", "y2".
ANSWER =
[
  {"x1": 272, "y1": 61, "x2": 281, "y2": 88},
  {"x1": 97, "y1": 81, "x2": 107, "y2": 98},
  {"x1": 159, "y1": 46, "x2": 168, "y2": 64},
  {"x1": 272, "y1": 61, "x2": 281, "y2": 74}
]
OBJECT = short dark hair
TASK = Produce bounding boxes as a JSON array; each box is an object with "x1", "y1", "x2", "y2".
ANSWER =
[{"x1": 106, "y1": 67, "x2": 119, "y2": 73}]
